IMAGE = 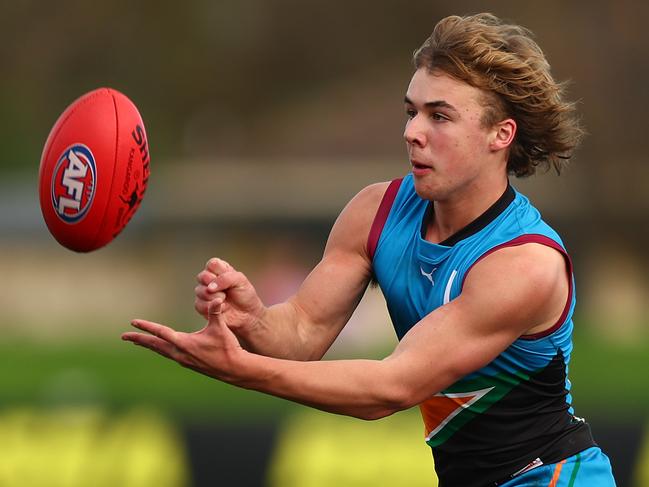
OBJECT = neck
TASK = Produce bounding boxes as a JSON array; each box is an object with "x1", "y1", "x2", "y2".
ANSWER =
[{"x1": 425, "y1": 176, "x2": 509, "y2": 244}]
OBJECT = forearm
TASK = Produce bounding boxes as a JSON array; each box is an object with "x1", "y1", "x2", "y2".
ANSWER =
[
  {"x1": 237, "y1": 299, "x2": 335, "y2": 361},
  {"x1": 235, "y1": 352, "x2": 414, "y2": 420},
  {"x1": 235, "y1": 300, "x2": 303, "y2": 360}
]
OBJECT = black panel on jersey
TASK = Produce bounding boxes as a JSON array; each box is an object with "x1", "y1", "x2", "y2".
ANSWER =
[{"x1": 431, "y1": 351, "x2": 596, "y2": 486}]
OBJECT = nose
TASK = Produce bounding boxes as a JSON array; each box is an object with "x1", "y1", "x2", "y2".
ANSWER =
[{"x1": 404, "y1": 116, "x2": 426, "y2": 148}]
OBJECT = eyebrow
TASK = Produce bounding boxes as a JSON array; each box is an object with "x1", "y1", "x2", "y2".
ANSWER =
[{"x1": 404, "y1": 96, "x2": 459, "y2": 114}]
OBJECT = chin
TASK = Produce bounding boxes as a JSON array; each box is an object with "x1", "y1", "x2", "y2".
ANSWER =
[{"x1": 413, "y1": 179, "x2": 442, "y2": 201}]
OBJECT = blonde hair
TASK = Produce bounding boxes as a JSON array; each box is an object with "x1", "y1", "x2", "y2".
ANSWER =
[{"x1": 414, "y1": 13, "x2": 584, "y2": 177}]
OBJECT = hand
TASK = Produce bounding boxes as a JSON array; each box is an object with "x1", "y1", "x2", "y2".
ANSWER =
[
  {"x1": 194, "y1": 258, "x2": 266, "y2": 337},
  {"x1": 122, "y1": 302, "x2": 246, "y2": 383}
]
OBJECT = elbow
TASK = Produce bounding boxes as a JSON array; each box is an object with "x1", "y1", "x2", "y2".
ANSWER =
[
  {"x1": 351, "y1": 407, "x2": 397, "y2": 421},
  {"x1": 357, "y1": 408, "x2": 400, "y2": 421},
  {"x1": 385, "y1": 383, "x2": 422, "y2": 414},
  {"x1": 357, "y1": 383, "x2": 420, "y2": 421}
]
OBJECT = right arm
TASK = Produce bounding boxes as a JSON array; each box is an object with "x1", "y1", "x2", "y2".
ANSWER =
[{"x1": 195, "y1": 182, "x2": 390, "y2": 361}]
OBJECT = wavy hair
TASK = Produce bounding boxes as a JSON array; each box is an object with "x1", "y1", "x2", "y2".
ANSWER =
[{"x1": 413, "y1": 13, "x2": 584, "y2": 176}]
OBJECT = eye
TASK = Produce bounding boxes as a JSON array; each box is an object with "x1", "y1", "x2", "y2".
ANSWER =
[
  {"x1": 405, "y1": 108, "x2": 417, "y2": 119},
  {"x1": 431, "y1": 112, "x2": 449, "y2": 122}
]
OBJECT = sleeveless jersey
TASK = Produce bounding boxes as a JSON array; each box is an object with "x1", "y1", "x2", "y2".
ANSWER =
[{"x1": 370, "y1": 174, "x2": 595, "y2": 486}]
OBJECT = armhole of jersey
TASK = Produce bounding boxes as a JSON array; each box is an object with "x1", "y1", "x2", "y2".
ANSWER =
[
  {"x1": 460, "y1": 234, "x2": 574, "y2": 340},
  {"x1": 367, "y1": 177, "x2": 403, "y2": 262}
]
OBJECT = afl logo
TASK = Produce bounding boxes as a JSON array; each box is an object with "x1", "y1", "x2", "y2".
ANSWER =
[{"x1": 51, "y1": 144, "x2": 97, "y2": 223}]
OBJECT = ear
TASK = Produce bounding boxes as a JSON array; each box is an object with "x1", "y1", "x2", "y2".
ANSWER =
[{"x1": 489, "y1": 118, "x2": 517, "y2": 151}]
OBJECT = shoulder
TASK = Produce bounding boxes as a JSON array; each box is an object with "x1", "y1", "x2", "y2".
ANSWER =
[
  {"x1": 472, "y1": 242, "x2": 565, "y2": 274},
  {"x1": 462, "y1": 243, "x2": 569, "y2": 335},
  {"x1": 324, "y1": 181, "x2": 392, "y2": 257}
]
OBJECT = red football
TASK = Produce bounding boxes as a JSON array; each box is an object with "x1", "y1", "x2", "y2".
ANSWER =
[{"x1": 39, "y1": 88, "x2": 150, "y2": 252}]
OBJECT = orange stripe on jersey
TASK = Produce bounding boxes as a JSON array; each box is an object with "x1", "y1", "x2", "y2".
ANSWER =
[
  {"x1": 421, "y1": 395, "x2": 474, "y2": 437},
  {"x1": 420, "y1": 387, "x2": 493, "y2": 440},
  {"x1": 548, "y1": 459, "x2": 567, "y2": 487}
]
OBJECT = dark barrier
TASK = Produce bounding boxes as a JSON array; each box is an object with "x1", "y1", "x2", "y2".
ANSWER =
[
  {"x1": 0, "y1": 407, "x2": 643, "y2": 486},
  {"x1": 592, "y1": 418, "x2": 647, "y2": 487},
  {"x1": 183, "y1": 422, "x2": 278, "y2": 487},
  {"x1": 181, "y1": 414, "x2": 648, "y2": 487}
]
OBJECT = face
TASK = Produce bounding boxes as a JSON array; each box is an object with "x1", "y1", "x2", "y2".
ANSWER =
[{"x1": 404, "y1": 68, "x2": 511, "y2": 201}]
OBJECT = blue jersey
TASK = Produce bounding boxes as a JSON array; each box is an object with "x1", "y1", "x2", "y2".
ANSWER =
[{"x1": 370, "y1": 174, "x2": 595, "y2": 486}]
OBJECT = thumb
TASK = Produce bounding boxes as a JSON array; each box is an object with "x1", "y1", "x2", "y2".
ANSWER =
[
  {"x1": 207, "y1": 301, "x2": 224, "y2": 327},
  {"x1": 206, "y1": 300, "x2": 241, "y2": 349}
]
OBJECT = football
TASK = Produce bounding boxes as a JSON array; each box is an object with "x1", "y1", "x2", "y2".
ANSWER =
[{"x1": 38, "y1": 87, "x2": 150, "y2": 252}]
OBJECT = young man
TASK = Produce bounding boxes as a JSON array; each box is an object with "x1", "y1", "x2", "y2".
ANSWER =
[{"x1": 123, "y1": 13, "x2": 616, "y2": 486}]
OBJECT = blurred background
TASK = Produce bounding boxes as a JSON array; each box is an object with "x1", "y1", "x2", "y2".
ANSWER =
[{"x1": 1, "y1": 0, "x2": 647, "y2": 485}]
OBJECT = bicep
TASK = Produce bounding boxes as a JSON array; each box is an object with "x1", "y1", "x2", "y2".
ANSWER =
[
  {"x1": 288, "y1": 182, "x2": 390, "y2": 358},
  {"x1": 383, "y1": 244, "x2": 569, "y2": 406}
]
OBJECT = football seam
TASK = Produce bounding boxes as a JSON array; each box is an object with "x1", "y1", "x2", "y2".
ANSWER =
[{"x1": 91, "y1": 89, "x2": 121, "y2": 251}]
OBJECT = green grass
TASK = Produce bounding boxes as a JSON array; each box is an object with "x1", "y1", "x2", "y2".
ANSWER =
[
  {"x1": 0, "y1": 339, "x2": 295, "y2": 421},
  {"x1": 0, "y1": 327, "x2": 646, "y2": 421},
  {"x1": 569, "y1": 330, "x2": 649, "y2": 419}
]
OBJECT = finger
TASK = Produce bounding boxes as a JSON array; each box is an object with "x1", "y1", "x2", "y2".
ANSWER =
[
  {"x1": 205, "y1": 302, "x2": 241, "y2": 349},
  {"x1": 207, "y1": 301, "x2": 223, "y2": 316},
  {"x1": 205, "y1": 257, "x2": 234, "y2": 276},
  {"x1": 197, "y1": 270, "x2": 248, "y2": 298},
  {"x1": 130, "y1": 319, "x2": 182, "y2": 346},
  {"x1": 211, "y1": 270, "x2": 247, "y2": 293},
  {"x1": 194, "y1": 298, "x2": 226, "y2": 320},
  {"x1": 206, "y1": 301, "x2": 225, "y2": 327},
  {"x1": 121, "y1": 332, "x2": 180, "y2": 361},
  {"x1": 194, "y1": 284, "x2": 226, "y2": 302},
  {"x1": 194, "y1": 298, "x2": 209, "y2": 318},
  {"x1": 196, "y1": 270, "x2": 217, "y2": 286}
]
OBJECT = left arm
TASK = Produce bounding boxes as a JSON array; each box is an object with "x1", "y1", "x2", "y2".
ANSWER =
[{"x1": 122, "y1": 243, "x2": 569, "y2": 420}]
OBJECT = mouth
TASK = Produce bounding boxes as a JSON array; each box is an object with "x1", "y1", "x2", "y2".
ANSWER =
[{"x1": 411, "y1": 160, "x2": 432, "y2": 175}]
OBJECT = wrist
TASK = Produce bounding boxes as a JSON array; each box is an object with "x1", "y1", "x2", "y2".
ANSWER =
[
  {"x1": 236, "y1": 304, "x2": 268, "y2": 349},
  {"x1": 233, "y1": 350, "x2": 275, "y2": 390}
]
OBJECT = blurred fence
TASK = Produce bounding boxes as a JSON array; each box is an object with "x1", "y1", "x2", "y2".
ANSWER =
[{"x1": 0, "y1": 406, "x2": 646, "y2": 486}]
